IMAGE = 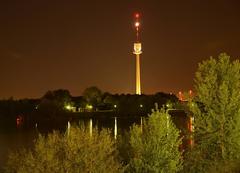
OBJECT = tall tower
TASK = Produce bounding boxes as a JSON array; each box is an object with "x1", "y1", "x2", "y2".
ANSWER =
[{"x1": 133, "y1": 13, "x2": 142, "y2": 95}]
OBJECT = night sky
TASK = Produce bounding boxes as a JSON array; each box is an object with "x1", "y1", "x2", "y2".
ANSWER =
[{"x1": 1, "y1": 1, "x2": 240, "y2": 99}]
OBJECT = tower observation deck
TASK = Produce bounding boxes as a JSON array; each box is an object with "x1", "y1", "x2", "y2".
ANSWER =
[{"x1": 133, "y1": 13, "x2": 142, "y2": 95}]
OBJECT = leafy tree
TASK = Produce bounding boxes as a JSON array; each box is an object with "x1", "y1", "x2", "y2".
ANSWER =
[
  {"x1": 41, "y1": 89, "x2": 72, "y2": 109},
  {"x1": 37, "y1": 89, "x2": 73, "y2": 118},
  {"x1": 83, "y1": 86, "x2": 102, "y2": 109},
  {"x1": 127, "y1": 105, "x2": 182, "y2": 173},
  {"x1": 184, "y1": 53, "x2": 240, "y2": 172},
  {"x1": 71, "y1": 96, "x2": 86, "y2": 109},
  {"x1": 100, "y1": 92, "x2": 117, "y2": 110},
  {"x1": 5, "y1": 126, "x2": 123, "y2": 173}
]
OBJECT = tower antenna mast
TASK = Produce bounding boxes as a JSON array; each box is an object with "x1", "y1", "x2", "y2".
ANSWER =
[{"x1": 135, "y1": 13, "x2": 140, "y2": 42}]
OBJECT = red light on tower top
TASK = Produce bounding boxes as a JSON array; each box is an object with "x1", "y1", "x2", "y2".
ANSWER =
[
  {"x1": 134, "y1": 13, "x2": 141, "y2": 30},
  {"x1": 135, "y1": 13, "x2": 140, "y2": 18},
  {"x1": 134, "y1": 12, "x2": 141, "y2": 42}
]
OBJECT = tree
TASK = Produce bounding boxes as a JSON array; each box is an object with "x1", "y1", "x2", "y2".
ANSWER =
[
  {"x1": 184, "y1": 53, "x2": 240, "y2": 172},
  {"x1": 5, "y1": 126, "x2": 123, "y2": 173},
  {"x1": 83, "y1": 86, "x2": 102, "y2": 109},
  {"x1": 37, "y1": 89, "x2": 73, "y2": 118},
  {"x1": 127, "y1": 105, "x2": 182, "y2": 173}
]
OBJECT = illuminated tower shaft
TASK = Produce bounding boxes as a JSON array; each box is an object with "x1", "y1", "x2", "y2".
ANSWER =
[
  {"x1": 136, "y1": 54, "x2": 141, "y2": 95},
  {"x1": 133, "y1": 13, "x2": 142, "y2": 95},
  {"x1": 134, "y1": 43, "x2": 142, "y2": 95}
]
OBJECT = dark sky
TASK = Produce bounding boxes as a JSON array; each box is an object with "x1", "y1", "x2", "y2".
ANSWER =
[{"x1": 0, "y1": 1, "x2": 240, "y2": 99}]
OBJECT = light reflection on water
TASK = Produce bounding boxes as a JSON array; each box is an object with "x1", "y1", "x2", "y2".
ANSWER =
[
  {"x1": 67, "y1": 116, "x2": 142, "y2": 139},
  {"x1": 0, "y1": 116, "x2": 142, "y2": 171},
  {"x1": 114, "y1": 117, "x2": 117, "y2": 139}
]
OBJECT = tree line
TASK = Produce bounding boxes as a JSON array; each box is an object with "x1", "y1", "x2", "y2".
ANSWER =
[{"x1": 0, "y1": 87, "x2": 178, "y2": 128}]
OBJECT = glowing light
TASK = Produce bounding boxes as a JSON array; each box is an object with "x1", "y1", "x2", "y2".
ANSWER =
[
  {"x1": 135, "y1": 21, "x2": 140, "y2": 27},
  {"x1": 114, "y1": 117, "x2": 117, "y2": 140},
  {"x1": 135, "y1": 13, "x2": 140, "y2": 18},
  {"x1": 89, "y1": 118, "x2": 92, "y2": 137},
  {"x1": 190, "y1": 117, "x2": 194, "y2": 132},
  {"x1": 178, "y1": 91, "x2": 183, "y2": 101},
  {"x1": 16, "y1": 115, "x2": 23, "y2": 127},
  {"x1": 67, "y1": 121, "x2": 71, "y2": 137},
  {"x1": 86, "y1": 104, "x2": 93, "y2": 110},
  {"x1": 189, "y1": 116, "x2": 194, "y2": 147},
  {"x1": 65, "y1": 105, "x2": 72, "y2": 110},
  {"x1": 189, "y1": 90, "x2": 193, "y2": 95},
  {"x1": 114, "y1": 104, "x2": 117, "y2": 108},
  {"x1": 140, "y1": 104, "x2": 143, "y2": 108}
]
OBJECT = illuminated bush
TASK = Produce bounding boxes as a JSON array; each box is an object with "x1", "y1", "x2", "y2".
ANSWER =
[
  {"x1": 184, "y1": 53, "x2": 240, "y2": 172},
  {"x1": 6, "y1": 126, "x2": 122, "y2": 173},
  {"x1": 127, "y1": 106, "x2": 183, "y2": 173}
]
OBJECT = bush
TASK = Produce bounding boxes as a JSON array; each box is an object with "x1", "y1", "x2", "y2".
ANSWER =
[
  {"x1": 5, "y1": 126, "x2": 122, "y2": 173},
  {"x1": 127, "y1": 106, "x2": 183, "y2": 173},
  {"x1": 184, "y1": 53, "x2": 240, "y2": 172}
]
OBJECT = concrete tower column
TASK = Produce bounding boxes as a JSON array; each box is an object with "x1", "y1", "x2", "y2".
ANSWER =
[{"x1": 134, "y1": 42, "x2": 142, "y2": 95}]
